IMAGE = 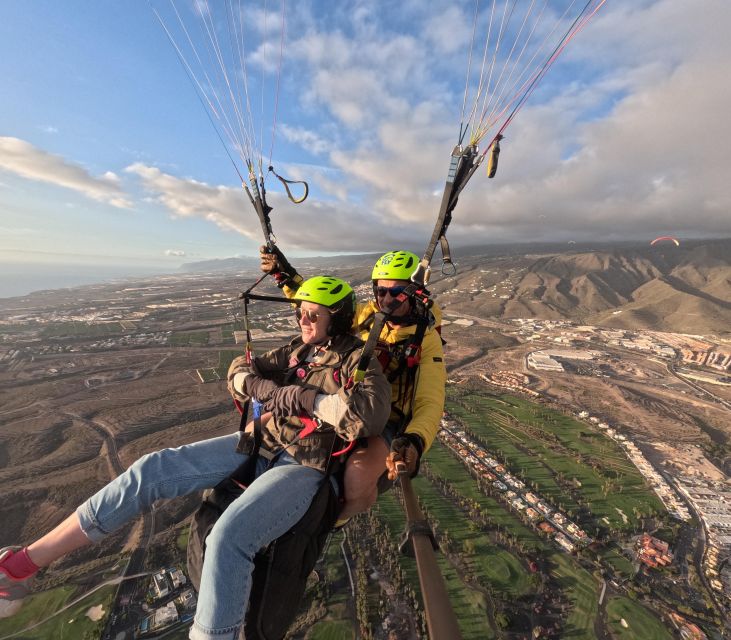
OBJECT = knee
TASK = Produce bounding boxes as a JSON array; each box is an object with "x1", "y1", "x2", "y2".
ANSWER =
[
  {"x1": 123, "y1": 448, "x2": 179, "y2": 499},
  {"x1": 130, "y1": 449, "x2": 159, "y2": 473},
  {"x1": 205, "y1": 517, "x2": 246, "y2": 560},
  {"x1": 205, "y1": 506, "x2": 264, "y2": 562},
  {"x1": 128, "y1": 447, "x2": 176, "y2": 479},
  {"x1": 350, "y1": 489, "x2": 378, "y2": 513},
  {"x1": 343, "y1": 472, "x2": 378, "y2": 511}
]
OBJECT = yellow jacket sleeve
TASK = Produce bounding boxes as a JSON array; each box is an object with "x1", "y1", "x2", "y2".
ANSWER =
[
  {"x1": 403, "y1": 327, "x2": 446, "y2": 453},
  {"x1": 281, "y1": 283, "x2": 298, "y2": 299}
]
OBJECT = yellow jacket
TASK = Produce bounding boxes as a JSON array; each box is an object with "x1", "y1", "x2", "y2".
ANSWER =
[{"x1": 353, "y1": 301, "x2": 446, "y2": 453}]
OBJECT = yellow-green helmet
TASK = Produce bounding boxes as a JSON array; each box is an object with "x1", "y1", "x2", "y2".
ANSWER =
[
  {"x1": 294, "y1": 276, "x2": 356, "y2": 336},
  {"x1": 371, "y1": 250, "x2": 419, "y2": 281}
]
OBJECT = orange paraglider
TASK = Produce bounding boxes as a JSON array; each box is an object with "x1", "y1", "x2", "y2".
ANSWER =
[{"x1": 650, "y1": 236, "x2": 680, "y2": 247}]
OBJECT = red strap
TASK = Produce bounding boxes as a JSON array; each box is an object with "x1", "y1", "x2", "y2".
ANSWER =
[
  {"x1": 332, "y1": 440, "x2": 355, "y2": 457},
  {"x1": 234, "y1": 399, "x2": 245, "y2": 415},
  {"x1": 298, "y1": 414, "x2": 320, "y2": 438},
  {"x1": 406, "y1": 344, "x2": 422, "y2": 368},
  {"x1": 299, "y1": 414, "x2": 354, "y2": 456}
]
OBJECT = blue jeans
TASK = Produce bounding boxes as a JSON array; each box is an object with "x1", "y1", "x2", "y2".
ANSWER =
[{"x1": 75, "y1": 433, "x2": 325, "y2": 640}]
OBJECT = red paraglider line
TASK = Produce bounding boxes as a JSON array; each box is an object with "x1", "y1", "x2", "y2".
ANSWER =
[
  {"x1": 498, "y1": 0, "x2": 607, "y2": 139},
  {"x1": 471, "y1": 0, "x2": 607, "y2": 165}
]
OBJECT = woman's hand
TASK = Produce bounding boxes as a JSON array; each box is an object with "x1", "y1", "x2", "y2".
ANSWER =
[{"x1": 227, "y1": 356, "x2": 251, "y2": 399}]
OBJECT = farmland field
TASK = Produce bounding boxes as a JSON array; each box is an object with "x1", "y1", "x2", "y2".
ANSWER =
[{"x1": 447, "y1": 391, "x2": 665, "y2": 530}]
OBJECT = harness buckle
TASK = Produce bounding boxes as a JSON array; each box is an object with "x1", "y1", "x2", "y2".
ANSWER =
[
  {"x1": 236, "y1": 432, "x2": 257, "y2": 456},
  {"x1": 405, "y1": 343, "x2": 421, "y2": 368},
  {"x1": 298, "y1": 415, "x2": 323, "y2": 438}
]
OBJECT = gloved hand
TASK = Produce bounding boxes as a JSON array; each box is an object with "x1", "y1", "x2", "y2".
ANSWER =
[
  {"x1": 227, "y1": 355, "x2": 251, "y2": 399},
  {"x1": 313, "y1": 393, "x2": 349, "y2": 426},
  {"x1": 259, "y1": 245, "x2": 280, "y2": 274},
  {"x1": 386, "y1": 433, "x2": 425, "y2": 480},
  {"x1": 263, "y1": 385, "x2": 318, "y2": 418},
  {"x1": 259, "y1": 245, "x2": 302, "y2": 289}
]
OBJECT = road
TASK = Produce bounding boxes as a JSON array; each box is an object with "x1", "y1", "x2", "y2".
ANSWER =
[
  {"x1": 61, "y1": 410, "x2": 157, "y2": 634},
  {"x1": 664, "y1": 472, "x2": 730, "y2": 630},
  {"x1": 593, "y1": 579, "x2": 615, "y2": 640},
  {"x1": 61, "y1": 410, "x2": 125, "y2": 476},
  {"x1": 666, "y1": 362, "x2": 731, "y2": 411}
]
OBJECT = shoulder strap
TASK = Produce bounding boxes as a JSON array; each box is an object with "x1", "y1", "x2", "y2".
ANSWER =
[{"x1": 230, "y1": 400, "x2": 262, "y2": 486}]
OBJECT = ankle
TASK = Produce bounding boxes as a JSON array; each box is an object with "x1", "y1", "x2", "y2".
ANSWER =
[{"x1": 0, "y1": 548, "x2": 39, "y2": 580}]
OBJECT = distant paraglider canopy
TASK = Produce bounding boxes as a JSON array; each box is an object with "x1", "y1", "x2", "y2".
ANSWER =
[{"x1": 650, "y1": 236, "x2": 680, "y2": 247}]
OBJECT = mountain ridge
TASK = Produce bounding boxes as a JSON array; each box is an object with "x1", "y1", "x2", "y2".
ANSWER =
[{"x1": 436, "y1": 238, "x2": 731, "y2": 336}]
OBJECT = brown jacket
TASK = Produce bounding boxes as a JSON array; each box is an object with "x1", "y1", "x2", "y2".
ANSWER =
[{"x1": 229, "y1": 334, "x2": 391, "y2": 472}]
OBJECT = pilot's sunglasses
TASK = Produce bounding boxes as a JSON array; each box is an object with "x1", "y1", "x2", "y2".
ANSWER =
[
  {"x1": 375, "y1": 285, "x2": 407, "y2": 298},
  {"x1": 295, "y1": 308, "x2": 330, "y2": 323}
]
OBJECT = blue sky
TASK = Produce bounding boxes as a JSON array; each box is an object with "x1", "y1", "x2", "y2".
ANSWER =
[{"x1": 1, "y1": 0, "x2": 730, "y2": 283}]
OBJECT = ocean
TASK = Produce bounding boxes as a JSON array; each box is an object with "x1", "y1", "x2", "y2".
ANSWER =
[{"x1": 0, "y1": 263, "x2": 168, "y2": 299}]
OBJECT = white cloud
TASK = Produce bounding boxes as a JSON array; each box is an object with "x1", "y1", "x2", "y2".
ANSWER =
[
  {"x1": 135, "y1": 0, "x2": 731, "y2": 252},
  {"x1": 423, "y1": 6, "x2": 471, "y2": 55},
  {"x1": 0, "y1": 137, "x2": 131, "y2": 208},
  {"x1": 278, "y1": 124, "x2": 331, "y2": 156},
  {"x1": 38, "y1": 125, "x2": 59, "y2": 134},
  {"x1": 165, "y1": 249, "x2": 186, "y2": 257},
  {"x1": 126, "y1": 162, "x2": 410, "y2": 252},
  {"x1": 126, "y1": 163, "x2": 251, "y2": 236},
  {"x1": 280, "y1": 0, "x2": 731, "y2": 247}
]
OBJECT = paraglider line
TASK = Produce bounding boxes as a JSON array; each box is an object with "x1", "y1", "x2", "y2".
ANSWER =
[{"x1": 268, "y1": 0, "x2": 287, "y2": 167}]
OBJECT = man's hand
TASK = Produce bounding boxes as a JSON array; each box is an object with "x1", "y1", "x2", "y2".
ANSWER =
[
  {"x1": 259, "y1": 245, "x2": 280, "y2": 275},
  {"x1": 386, "y1": 434, "x2": 425, "y2": 480},
  {"x1": 259, "y1": 245, "x2": 303, "y2": 289}
]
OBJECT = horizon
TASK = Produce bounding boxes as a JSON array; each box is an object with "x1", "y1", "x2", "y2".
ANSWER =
[{"x1": 3, "y1": 235, "x2": 729, "y2": 300}]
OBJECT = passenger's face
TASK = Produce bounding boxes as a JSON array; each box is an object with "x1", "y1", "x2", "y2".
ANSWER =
[
  {"x1": 297, "y1": 301, "x2": 332, "y2": 344},
  {"x1": 375, "y1": 279, "x2": 411, "y2": 317}
]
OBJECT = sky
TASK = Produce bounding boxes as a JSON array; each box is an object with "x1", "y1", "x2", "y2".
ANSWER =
[{"x1": 1, "y1": 0, "x2": 730, "y2": 288}]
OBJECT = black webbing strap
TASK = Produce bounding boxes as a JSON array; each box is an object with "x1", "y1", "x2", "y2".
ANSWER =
[
  {"x1": 398, "y1": 519, "x2": 439, "y2": 557},
  {"x1": 231, "y1": 400, "x2": 259, "y2": 487},
  {"x1": 243, "y1": 292, "x2": 293, "y2": 304},
  {"x1": 411, "y1": 144, "x2": 477, "y2": 286},
  {"x1": 239, "y1": 400, "x2": 250, "y2": 431},
  {"x1": 439, "y1": 234, "x2": 452, "y2": 271},
  {"x1": 353, "y1": 310, "x2": 388, "y2": 383},
  {"x1": 353, "y1": 150, "x2": 475, "y2": 386},
  {"x1": 268, "y1": 165, "x2": 309, "y2": 204},
  {"x1": 353, "y1": 284, "x2": 431, "y2": 384},
  {"x1": 404, "y1": 313, "x2": 429, "y2": 368},
  {"x1": 238, "y1": 274, "x2": 294, "y2": 364}
]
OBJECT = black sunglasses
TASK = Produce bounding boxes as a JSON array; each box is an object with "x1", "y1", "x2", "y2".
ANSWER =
[
  {"x1": 295, "y1": 308, "x2": 330, "y2": 323},
  {"x1": 375, "y1": 285, "x2": 407, "y2": 298}
]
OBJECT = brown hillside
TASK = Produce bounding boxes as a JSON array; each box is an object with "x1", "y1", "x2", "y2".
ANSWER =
[{"x1": 445, "y1": 239, "x2": 731, "y2": 335}]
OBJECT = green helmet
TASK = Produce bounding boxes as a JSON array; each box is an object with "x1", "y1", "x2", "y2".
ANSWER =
[
  {"x1": 371, "y1": 250, "x2": 419, "y2": 281},
  {"x1": 294, "y1": 276, "x2": 353, "y2": 307},
  {"x1": 293, "y1": 276, "x2": 356, "y2": 336}
]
